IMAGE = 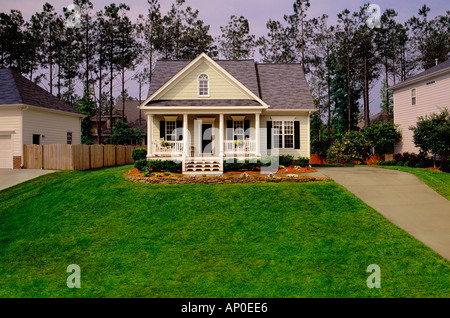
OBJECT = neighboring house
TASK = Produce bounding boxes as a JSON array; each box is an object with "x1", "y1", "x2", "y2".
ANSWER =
[
  {"x1": 114, "y1": 100, "x2": 147, "y2": 132},
  {"x1": 0, "y1": 69, "x2": 83, "y2": 169},
  {"x1": 140, "y1": 53, "x2": 315, "y2": 174},
  {"x1": 389, "y1": 59, "x2": 450, "y2": 154},
  {"x1": 356, "y1": 110, "x2": 390, "y2": 130},
  {"x1": 90, "y1": 111, "x2": 122, "y2": 144},
  {"x1": 90, "y1": 101, "x2": 146, "y2": 144}
]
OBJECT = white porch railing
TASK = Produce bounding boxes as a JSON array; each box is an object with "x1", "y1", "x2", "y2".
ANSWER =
[
  {"x1": 153, "y1": 140, "x2": 184, "y2": 155},
  {"x1": 224, "y1": 140, "x2": 257, "y2": 155}
]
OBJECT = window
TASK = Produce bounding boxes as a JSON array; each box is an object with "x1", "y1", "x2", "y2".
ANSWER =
[
  {"x1": 198, "y1": 74, "x2": 209, "y2": 97},
  {"x1": 411, "y1": 88, "x2": 416, "y2": 105},
  {"x1": 67, "y1": 132, "x2": 73, "y2": 145},
  {"x1": 273, "y1": 120, "x2": 294, "y2": 149},
  {"x1": 32, "y1": 134, "x2": 40, "y2": 145},
  {"x1": 233, "y1": 120, "x2": 244, "y2": 141},
  {"x1": 165, "y1": 121, "x2": 177, "y2": 141}
]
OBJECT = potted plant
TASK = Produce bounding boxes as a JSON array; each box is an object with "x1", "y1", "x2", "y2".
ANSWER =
[
  {"x1": 234, "y1": 140, "x2": 244, "y2": 148},
  {"x1": 161, "y1": 141, "x2": 171, "y2": 147}
]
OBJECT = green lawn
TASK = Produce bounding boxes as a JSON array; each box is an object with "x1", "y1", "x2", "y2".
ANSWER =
[
  {"x1": 378, "y1": 166, "x2": 450, "y2": 200},
  {"x1": 1, "y1": 166, "x2": 450, "y2": 298}
]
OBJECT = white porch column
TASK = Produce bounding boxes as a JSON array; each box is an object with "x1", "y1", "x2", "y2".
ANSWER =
[
  {"x1": 147, "y1": 114, "x2": 153, "y2": 158},
  {"x1": 183, "y1": 114, "x2": 189, "y2": 158},
  {"x1": 219, "y1": 114, "x2": 224, "y2": 158},
  {"x1": 255, "y1": 113, "x2": 260, "y2": 157}
]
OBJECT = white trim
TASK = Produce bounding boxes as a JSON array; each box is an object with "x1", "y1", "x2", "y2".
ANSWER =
[
  {"x1": 389, "y1": 68, "x2": 450, "y2": 91},
  {"x1": 219, "y1": 114, "x2": 224, "y2": 157},
  {"x1": 270, "y1": 116, "x2": 296, "y2": 121},
  {"x1": 164, "y1": 116, "x2": 178, "y2": 121},
  {"x1": 197, "y1": 73, "x2": 210, "y2": 98},
  {"x1": 197, "y1": 117, "x2": 216, "y2": 123},
  {"x1": 231, "y1": 116, "x2": 245, "y2": 121},
  {"x1": 140, "y1": 53, "x2": 269, "y2": 109}
]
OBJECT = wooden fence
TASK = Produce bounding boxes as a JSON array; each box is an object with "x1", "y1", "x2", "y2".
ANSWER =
[{"x1": 23, "y1": 144, "x2": 145, "y2": 170}]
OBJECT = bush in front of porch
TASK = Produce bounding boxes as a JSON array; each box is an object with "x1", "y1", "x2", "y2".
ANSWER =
[{"x1": 134, "y1": 159, "x2": 182, "y2": 173}]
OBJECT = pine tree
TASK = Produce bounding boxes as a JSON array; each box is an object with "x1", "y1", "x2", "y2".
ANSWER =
[
  {"x1": 257, "y1": 20, "x2": 295, "y2": 63},
  {"x1": 217, "y1": 15, "x2": 256, "y2": 60}
]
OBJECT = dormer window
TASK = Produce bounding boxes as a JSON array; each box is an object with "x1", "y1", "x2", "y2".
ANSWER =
[{"x1": 198, "y1": 74, "x2": 209, "y2": 97}]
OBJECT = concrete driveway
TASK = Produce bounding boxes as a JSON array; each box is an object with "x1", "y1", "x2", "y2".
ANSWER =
[
  {"x1": 317, "y1": 166, "x2": 450, "y2": 260},
  {"x1": 0, "y1": 169, "x2": 56, "y2": 191}
]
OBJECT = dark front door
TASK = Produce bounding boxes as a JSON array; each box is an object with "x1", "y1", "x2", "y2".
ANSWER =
[{"x1": 202, "y1": 124, "x2": 213, "y2": 155}]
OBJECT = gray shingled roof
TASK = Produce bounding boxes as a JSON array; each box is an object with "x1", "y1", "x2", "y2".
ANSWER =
[
  {"x1": 256, "y1": 63, "x2": 314, "y2": 110},
  {"x1": 390, "y1": 59, "x2": 450, "y2": 89},
  {"x1": 146, "y1": 59, "x2": 315, "y2": 110},
  {"x1": 0, "y1": 68, "x2": 82, "y2": 115}
]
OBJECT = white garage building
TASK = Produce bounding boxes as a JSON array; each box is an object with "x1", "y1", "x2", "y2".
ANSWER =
[{"x1": 0, "y1": 69, "x2": 83, "y2": 169}]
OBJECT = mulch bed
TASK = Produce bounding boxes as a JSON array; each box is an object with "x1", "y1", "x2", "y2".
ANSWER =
[{"x1": 126, "y1": 168, "x2": 329, "y2": 185}]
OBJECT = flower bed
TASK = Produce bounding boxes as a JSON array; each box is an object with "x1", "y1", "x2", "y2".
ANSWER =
[{"x1": 126, "y1": 169, "x2": 329, "y2": 185}]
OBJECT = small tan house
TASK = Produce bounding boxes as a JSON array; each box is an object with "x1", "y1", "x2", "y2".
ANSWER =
[
  {"x1": 389, "y1": 59, "x2": 450, "y2": 154},
  {"x1": 0, "y1": 69, "x2": 83, "y2": 169},
  {"x1": 140, "y1": 53, "x2": 315, "y2": 174}
]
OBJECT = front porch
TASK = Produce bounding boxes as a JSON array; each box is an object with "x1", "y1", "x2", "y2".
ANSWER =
[{"x1": 146, "y1": 113, "x2": 262, "y2": 161}]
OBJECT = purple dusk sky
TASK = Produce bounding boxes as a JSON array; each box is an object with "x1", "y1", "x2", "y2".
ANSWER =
[{"x1": 1, "y1": 0, "x2": 449, "y2": 114}]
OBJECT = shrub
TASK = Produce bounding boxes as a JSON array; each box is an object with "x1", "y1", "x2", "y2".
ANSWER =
[
  {"x1": 134, "y1": 159, "x2": 149, "y2": 171},
  {"x1": 311, "y1": 140, "x2": 331, "y2": 158},
  {"x1": 147, "y1": 160, "x2": 182, "y2": 172},
  {"x1": 131, "y1": 148, "x2": 147, "y2": 162},
  {"x1": 439, "y1": 160, "x2": 450, "y2": 173},
  {"x1": 393, "y1": 152, "x2": 433, "y2": 168},
  {"x1": 410, "y1": 108, "x2": 450, "y2": 164},
  {"x1": 223, "y1": 159, "x2": 261, "y2": 172},
  {"x1": 376, "y1": 160, "x2": 395, "y2": 166},
  {"x1": 363, "y1": 122, "x2": 401, "y2": 155},
  {"x1": 296, "y1": 157, "x2": 310, "y2": 167},
  {"x1": 327, "y1": 131, "x2": 371, "y2": 164},
  {"x1": 279, "y1": 155, "x2": 294, "y2": 167}
]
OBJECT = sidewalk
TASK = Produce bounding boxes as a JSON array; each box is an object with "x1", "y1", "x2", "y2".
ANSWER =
[{"x1": 0, "y1": 169, "x2": 56, "y2": 191}]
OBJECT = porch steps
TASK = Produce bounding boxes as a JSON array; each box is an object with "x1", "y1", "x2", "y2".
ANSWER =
[{"x1": 183, "y1": 158, "x2": 223, "y2": 175}]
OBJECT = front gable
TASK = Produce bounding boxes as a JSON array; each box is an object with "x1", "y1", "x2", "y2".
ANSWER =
[
  {"x1": 159, "y1": 62, "x2": 249, "y2": 100},
  {"x1": 142, "y1": 53, "x2": 268, "y2": 108}
]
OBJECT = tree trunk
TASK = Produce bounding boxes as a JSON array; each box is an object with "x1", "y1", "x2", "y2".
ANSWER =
[
  {"x1": 347, "y1": 46, "x2": 351, "y2": 133},
  {"x1": 122, "y1": 67, "x2": 125, "y2": 122},
  {"x1": 364, "y1": 51, "x2": 369, "y2": 128},
  {"x1": 385, "y1": 56, "x2": 389, "y2": 117}
]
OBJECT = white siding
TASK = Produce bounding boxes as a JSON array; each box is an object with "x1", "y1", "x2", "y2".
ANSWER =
[
  {"x1": 393, "y1": 72, "x2": 450, "y2": 154},
  {"x1": 23, "y1": 109, "x2": 81, "y2": 145},
  {"x1": 0, "y1": 106, "x2": 22, "y2": 156}
]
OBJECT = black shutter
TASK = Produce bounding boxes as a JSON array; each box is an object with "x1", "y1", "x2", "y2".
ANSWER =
[
  {"x1": 176, "y1": 120, "x2": 183, "y2": 141},
  {"x1": 267, "y1": 121, "x2": 272, "y2": 149},
  {"x1": 160, "y1": 120, "x2": 165, "y2": 139},
  {"x1": 226, "y1": 120, "x2": 233, "y2": 140},
  {"x1": 244, "y1": 120, "x2": 250, "y2": 139},
  {"x1": 294, "y1": 121, "x2": 300, "y2": 149}
]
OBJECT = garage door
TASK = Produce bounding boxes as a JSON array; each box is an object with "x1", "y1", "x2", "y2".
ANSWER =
[{"x1": 0, "y1": 135, "x2": 13, "y2": 169}]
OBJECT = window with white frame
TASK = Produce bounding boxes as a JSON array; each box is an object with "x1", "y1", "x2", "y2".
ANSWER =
[
  {"x1": 273, "y1": 120, "x2": 294, "y2": 149},
  {"x1": 233, "y1": 120, "x2": 244, "y2": 141},
  {"x1": 198, "y1": 74, "x2": 209, "y2": 96},
  {"x1": 165, "y1": 121, "x2": 177, "y2": 141},
  {"x1": 67, "y1": 132, "x2": 72, "y2": 145},
  {"x1": 411, "y1": 88, "x2": 416, "y2": 105}
]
